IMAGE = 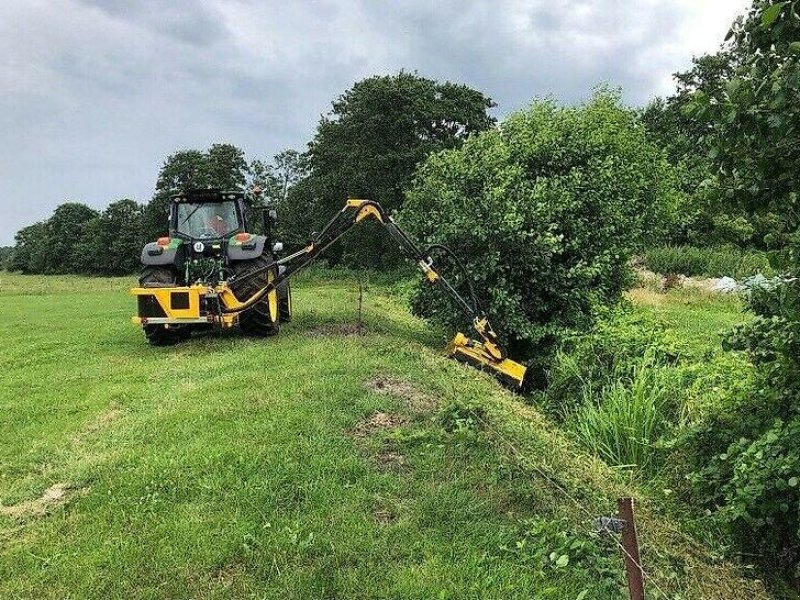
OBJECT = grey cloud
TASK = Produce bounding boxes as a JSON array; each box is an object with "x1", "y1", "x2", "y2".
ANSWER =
[{"x1": 0, "y1": 0, "x2": 740, "y2": 244}]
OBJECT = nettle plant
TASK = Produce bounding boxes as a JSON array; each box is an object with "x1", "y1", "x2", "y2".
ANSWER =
[{"x1": 401, "y1": 90, "x2": 676, "y2": 371}]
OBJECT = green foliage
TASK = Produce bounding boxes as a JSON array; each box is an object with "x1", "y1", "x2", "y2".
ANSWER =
[
  {"x1": 7, "y1": 203, "x2": 99, "y2": 274},
  {"x1": 401, "y1": 90, "x2": 676, "y2": 360},
  {"x1": 641, "y1": 54, "x2": 742, "y2": 247},
  {"x1": 6, "y1": 222, "x2": 47, "y2": 273},
  {"x1": 300, "y1": 71, "x2": 495, "y2": 268},
  {"x1": 0, "y1": 246, "x2": 12, "y2": 269},
  {"x1": 497, "y1": 517, "x2": 622, "y2": 596},
  {"x1": 77, "y1": 200, "x2": 147, "y2": 276},
  {"x1": 571, "y1": 355, "x2": 681, "y2": 475},
  {"x1": 6, "y1": 200, "x2": 146, "y2": 276},
  {"x1": 643, "y1": 244, "x2": 775, "y2": 279},
  {"x1": 681, "y1": 277, "x2": 800, "y2": 584},
  {"x1": 545, "y1": 310, "x2": 681, "y2": 415},
  {"x1": 689, "y1": 0, "x2": 800, "y2": 264},
  {"x1": 543, "y1": 289, "x2": 755, "y2": 486},
  {"x1": 674, "y1": 1, "x2": 800, "y2": 585}
]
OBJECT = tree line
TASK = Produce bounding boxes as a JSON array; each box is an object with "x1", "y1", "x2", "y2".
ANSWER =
[{"x1": 3, "y1": 72, "x2": 496, "y2": 275}]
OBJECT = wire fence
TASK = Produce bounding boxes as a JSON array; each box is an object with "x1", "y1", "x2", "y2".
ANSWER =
[{"x1": 472, "y1": 411, "x2": 672, "y2": 599}]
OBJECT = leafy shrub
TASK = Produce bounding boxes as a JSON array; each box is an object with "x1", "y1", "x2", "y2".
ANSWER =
[
  {"x1": 644, "y1": 245, "x2": 774, "y2": 279},
  {"x1": 400, "y1": 90, "x2": 676, "y2": 365},
  {"x1": 684, "y1": 277, "x2": 800, "y2": 583}
]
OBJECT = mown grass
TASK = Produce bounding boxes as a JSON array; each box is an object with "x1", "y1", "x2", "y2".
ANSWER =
[{"x1": 0, "y1": 271, "x2": 768, "y2": 599}]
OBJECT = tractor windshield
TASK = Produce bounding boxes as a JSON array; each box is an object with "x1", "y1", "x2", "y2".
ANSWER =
[{"x1": 175, "y1": 201, "x2": 241, "y2": 239}]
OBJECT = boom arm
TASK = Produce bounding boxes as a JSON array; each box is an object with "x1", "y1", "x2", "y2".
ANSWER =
[{"x1": 226, "y1": 199, "x2": 527, "y2": 388}]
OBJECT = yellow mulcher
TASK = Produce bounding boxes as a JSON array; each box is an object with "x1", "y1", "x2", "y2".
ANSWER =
[{"x1": 131, "y1": 189, "x2": 527, "y2": 389}]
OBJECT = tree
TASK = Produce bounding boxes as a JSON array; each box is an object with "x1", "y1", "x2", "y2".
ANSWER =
[
  {"x1": 400, "y1": 91, "x2": 676, "y2": 374},
  {"x1": 0, "y1": 246, "x2": 12, "y2": 269},
  {"x1": 74, "y1": 200, "x2": 146, "y2": 275},
  {"x1": 205, "y1": 143, "x2": 248, "y2": 191},
  {"x1": 7, "y1": 222, "x2": 46, "y2": 273},
  {"x1": 272, "y1": 149, "x2": 308, "y2": 202},
  {"x1": 641, "y1": 52, "x2": 747, "y2": 246},
  {"x1": 690, "y1": 1, "x2": 800, "y2": 258},
  {"x1": 303, "y1": 71, "x2": 496, "y2": 267},
  {"x1": 37, "y1": 203, "x2": 99, "y2": 273}
]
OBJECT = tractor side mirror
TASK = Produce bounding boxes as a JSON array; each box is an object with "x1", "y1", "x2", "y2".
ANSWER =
[{"x1": 262, "y1": 208, "x2": 277, "y2": 243}]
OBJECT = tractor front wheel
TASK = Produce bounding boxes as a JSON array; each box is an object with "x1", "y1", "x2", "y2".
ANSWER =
[{"x1": 231, "y1": 255, "x2": 280, "y2": 336}]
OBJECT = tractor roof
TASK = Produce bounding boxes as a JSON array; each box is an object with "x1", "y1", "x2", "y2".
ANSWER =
[{"x1": 172, "y1": 189, "x2": 244, "y2": 203}]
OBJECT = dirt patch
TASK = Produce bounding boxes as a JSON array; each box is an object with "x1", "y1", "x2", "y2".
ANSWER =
[
  {"x1": 308, "y1": 322, "x2": 366, "y2": 337},
  {"x1": 365, "y1": 375, "x2": 438, "y2": 413},
  {"x1": 375, "y1": 450, "x2": 407, "y2": 471},
  {"x1": 349, "y1": 411, "x2": 409, "y2": 438},
  {"x1": 73, "y1": 405, "x2": 122, "y2": 445},
  {"x1": 373, "y1": 507, "x2": 397, "y2": 525},
  {"x1": 0, "y1": 483, "x2": 79, "y2": 519}
]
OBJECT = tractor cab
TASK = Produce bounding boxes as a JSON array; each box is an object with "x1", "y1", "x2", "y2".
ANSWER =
[{"x1": 170, "y1": 189, "x2": 248, "y2": 241}]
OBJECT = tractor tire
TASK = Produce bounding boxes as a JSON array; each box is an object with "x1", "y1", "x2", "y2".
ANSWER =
[
  {"x1": 279, "y1": 279, "x2": 292, "y2": 322},
  {"x1": 139, "y1": 266, "x2": 177, "y2": 287},
  {"x1": 231, "y1": 255, "x2": 280, "y2": 336},
  {"x1": 139, "y1": 266, "x2": 183, "y2": 346}
]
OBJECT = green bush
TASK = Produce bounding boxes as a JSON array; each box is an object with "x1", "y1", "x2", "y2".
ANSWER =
[
  {"x1": 401, "y1": 90, "x2": 676, "y2": 365},
  {"x1": 684, "y1": 277, "x2": 800, "y2": 584},
  {"x1": 643, "y1": 245, "x2": 775, "y2": 279}
]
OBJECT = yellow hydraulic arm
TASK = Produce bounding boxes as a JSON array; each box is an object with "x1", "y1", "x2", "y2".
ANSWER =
[{"x1": 226, "y1": 199, "x2": 528, "y2": 389}]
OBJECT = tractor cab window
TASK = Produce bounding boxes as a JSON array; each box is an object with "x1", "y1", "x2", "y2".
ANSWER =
[{"x1": 175, "y1": 201, "x2": 241, "y2": 239}]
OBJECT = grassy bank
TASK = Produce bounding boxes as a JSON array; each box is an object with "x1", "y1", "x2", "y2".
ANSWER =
[{"x1": 0, "y1": 271, "x2": 767, "y2": 598}]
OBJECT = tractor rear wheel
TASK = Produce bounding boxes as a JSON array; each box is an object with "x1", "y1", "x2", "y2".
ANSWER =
[
  {"x1": 139, "y1": 266, "x2": 183, "y2": 346},
  {"x1": 231, "y1": 255, "x2": 280, "y2": 336},
  {"x1": 279, "y1": 280, "x2": 292, "y2": 322}
]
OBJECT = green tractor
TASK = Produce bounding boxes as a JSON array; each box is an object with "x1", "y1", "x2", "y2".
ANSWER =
[{"x1": 135, "y1": 189, "x2": 290, "y2": 345}]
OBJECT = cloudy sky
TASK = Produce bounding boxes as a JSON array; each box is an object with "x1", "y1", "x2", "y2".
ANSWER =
[{"x1": 0, "y1": 0, "x2": 748, "y2": 245}]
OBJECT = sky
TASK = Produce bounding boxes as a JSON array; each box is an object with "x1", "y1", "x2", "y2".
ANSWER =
[{"x1": 0, "y1": 0, "x2": 749, "y2": 245}]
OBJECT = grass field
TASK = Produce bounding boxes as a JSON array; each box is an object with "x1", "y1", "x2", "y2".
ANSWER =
[{"x1": 0, "y1": 271, "x2": 768, "y2": 599}]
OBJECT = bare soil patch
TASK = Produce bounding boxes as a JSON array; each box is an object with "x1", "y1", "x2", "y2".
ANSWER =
[
  {"x1": 373, "y1": 507, "x2": 396, "y2": 525},
  {"x1": 349, "y1": 411, "x2": 409, "y2": 438},
  {"x1": 375, "y1": 450, "x2": 407, "y2": 471},
  {"x1": 365, "y1": 375, "x2": 438, "y2": 412},
  {"x1": 0, "y1": 483, "x2": 80, "y2": 519}
]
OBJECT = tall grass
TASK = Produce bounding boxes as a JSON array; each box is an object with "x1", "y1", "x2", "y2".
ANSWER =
[
  {"x1": 569, "y1": 357, "x2": 682, "y2": 476},
  {"x1": 643, "y1": 245, "x2": 774, "y2": 279}
]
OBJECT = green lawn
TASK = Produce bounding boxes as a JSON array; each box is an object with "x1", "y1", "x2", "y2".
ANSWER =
[{"x1": 0, "y1": 272, "x2": 767, "y2": 599}]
